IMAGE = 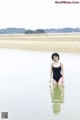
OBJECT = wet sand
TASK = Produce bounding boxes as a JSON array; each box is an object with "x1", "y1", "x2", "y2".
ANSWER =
[{"x1": 0, "y1": 34, "x2": 80, "y2": 52}]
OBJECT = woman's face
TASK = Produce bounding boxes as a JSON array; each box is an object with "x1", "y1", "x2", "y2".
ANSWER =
[{"x1": 53, "y1": 56, "x2": 59, "y2": 61}]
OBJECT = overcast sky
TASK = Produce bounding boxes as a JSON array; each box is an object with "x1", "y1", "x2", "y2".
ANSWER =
[{"x1": 0, "y1": 0, "x2": 80, "y2": 29}]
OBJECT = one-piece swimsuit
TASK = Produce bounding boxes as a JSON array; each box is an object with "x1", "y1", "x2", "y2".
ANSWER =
[{"x1": 52, "y1": 65, "x2": 62, "y2": 82}]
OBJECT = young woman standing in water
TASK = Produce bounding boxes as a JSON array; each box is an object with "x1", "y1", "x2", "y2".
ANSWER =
[{"x1": 50, "y1": 53, "x2": 64, "y2": 85}]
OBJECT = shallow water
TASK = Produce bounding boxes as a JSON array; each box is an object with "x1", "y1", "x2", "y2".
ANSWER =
[{"x1": 0, "y1": 48, "x2": 80, "y2": 120}]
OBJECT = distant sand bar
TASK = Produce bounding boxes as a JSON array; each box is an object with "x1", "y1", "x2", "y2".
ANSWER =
[{"x1": 0, "y1": 34, "x2": 80, "y2": 52}]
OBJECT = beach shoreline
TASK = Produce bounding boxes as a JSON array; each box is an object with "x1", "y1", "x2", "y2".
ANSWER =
[{"x1": 0, "y1": 34, "x2": 80, "y2": 53}]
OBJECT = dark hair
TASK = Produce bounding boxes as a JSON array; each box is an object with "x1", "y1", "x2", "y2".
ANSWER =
[{"x1": 51, "y1": 53, "x2": 60, "y2": 60}]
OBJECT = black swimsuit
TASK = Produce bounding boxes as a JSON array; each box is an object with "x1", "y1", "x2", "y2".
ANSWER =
[{"x1": 52, "y1": 65, "x2": 62, "y2": 83}]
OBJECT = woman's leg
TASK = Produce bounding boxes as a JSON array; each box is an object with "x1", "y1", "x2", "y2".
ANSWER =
[
  {"x1": 52, "y1": 79, "x2": 57, "y2": 85},
  {"x1": 58, "y1": 77, "x2": 63, "y2": 85}
]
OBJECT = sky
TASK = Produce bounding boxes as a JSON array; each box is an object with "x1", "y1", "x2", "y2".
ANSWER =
[{"x1": 0, "y1": 0, "x2": 80, "y2": 29}]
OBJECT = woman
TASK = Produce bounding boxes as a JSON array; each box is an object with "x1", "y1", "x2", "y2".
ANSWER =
[{"x1": 50, "y1": 53, "x2": 64, "y2": 85}]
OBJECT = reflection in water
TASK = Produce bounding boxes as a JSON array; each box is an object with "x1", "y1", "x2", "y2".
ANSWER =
[{"x1": 50, "y1": 84, "x2": 65, "y2": 114}]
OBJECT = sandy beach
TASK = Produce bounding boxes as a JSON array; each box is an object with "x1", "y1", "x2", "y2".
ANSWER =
[{"x1": 0, "y1": 34, "x2": 80, "y2": 52}]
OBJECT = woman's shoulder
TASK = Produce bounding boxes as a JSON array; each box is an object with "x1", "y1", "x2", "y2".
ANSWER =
[
  {"x1": 50, "y1": 62, "x2": 53, "y2": 66},
  {"x1": 60, "y1": 62, "x2": 64, "y2": 67}
]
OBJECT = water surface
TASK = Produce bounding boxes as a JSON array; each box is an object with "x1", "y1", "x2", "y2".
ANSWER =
[{"x1": 0, "y1": 48, "x2": 80, "y2": 120}]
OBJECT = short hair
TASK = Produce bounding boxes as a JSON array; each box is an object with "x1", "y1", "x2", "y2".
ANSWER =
[{"x1": 51, "y1": 52, "x2": 60, "y2": 60}]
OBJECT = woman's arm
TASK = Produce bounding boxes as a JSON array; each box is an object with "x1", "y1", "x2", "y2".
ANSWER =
[
  {"x1": 60, "y1": 62, "x2": 64, "y2": 81},
  {"x1": 50, "y1": 63, "x2": 53, "y2": 82}
]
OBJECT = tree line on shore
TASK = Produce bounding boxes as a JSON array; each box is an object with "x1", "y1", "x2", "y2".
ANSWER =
[{"x1": 0, "y1": 27, "x2": 80, "y2": 34}]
